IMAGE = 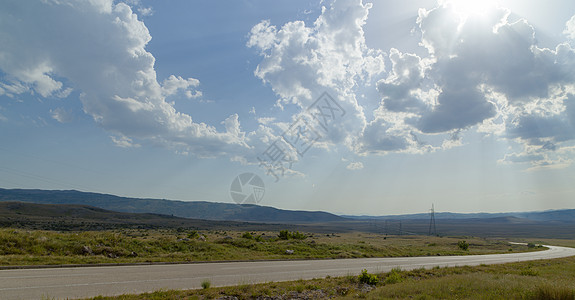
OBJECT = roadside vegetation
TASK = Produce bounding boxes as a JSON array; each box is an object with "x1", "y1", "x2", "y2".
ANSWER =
[
  {"x1": 0, "y1": 228, "x2": 542, "y2": 266},
  {"x1": 86, "y1": 255, "x2": 575, "y2": 299}
]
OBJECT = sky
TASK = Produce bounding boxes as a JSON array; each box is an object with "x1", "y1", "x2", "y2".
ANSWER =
[{"x1": 1, "y1": 0, "x2": 575, "y2": 215}]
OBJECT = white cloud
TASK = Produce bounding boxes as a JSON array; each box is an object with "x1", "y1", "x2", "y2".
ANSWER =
[
  {"x1": 0, "y1": 81, "x2": 31, "y2": 98},
  {"x1": 346, "y1": 161, "x2": 364, "y2": 170},
  {"x1": 50, "y1": 107, "x2": 74, "y2": 123},
  {"x1": 565, "y1": 15, "x2": 575, "y2": 40},
  {"x1": 257, "y1": 117, "x2": 276, "y2": 125},
  {"x1": 363, "y1": 1, "x2": 575, "y2": 166},
  {"x1": 161, "y1": 75, "x2": 202, "y2": 99},
  {"x1": 248, "y1": 0, "x2": 385, "y2": 153},
  {"x1": 111, "y1": 134, "x2": 141, "y2": 148},
  {"x1": 0, "y1": 0, "x2": 248, "y2": 157},
  {"x1": 248, "y1": 1, "x2": 575, "y2": 169}
]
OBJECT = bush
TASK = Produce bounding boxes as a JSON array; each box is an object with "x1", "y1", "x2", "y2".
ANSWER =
[
  {"x1": 458, "y1": 240, "x2": 469, "y2": 251},
  {"x1": 278, "y1": 230, "x2": 290, "y2": 240},
  {"x1": 201, "y1": 279, "x2": 211, "y2": 289},
  {"x1": 358, "y1": 269, "x2": 379, "y2": 285},
  {"x1": 278, "y1": 230, "x2": 307, "y2": 240},
  {"x1": 187, "y1": 231, "x2": 199, "y2": 239},
  {"x1": 290, "y1": 231, "x2": 307, "y2": 240},
  {"x1": 241, "y1": 232, "x2": 253, "y2": 239},
  {"x1": 520, "y1": 268, "x2": 539, "y2": 276},
  {"x1": 527, "y1": 243, "x2": 536, "y2": 248},
  {"x1": 384, "y1": 267, "x2": 404, "y2": 284}
]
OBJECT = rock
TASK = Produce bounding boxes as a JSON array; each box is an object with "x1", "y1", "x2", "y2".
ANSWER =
[
  {"x1": 81, "y1": 246, "x2": 93, "y2": 255},
  {"x1": 198, "y1": 235, "x2": 206, "y2": 241},
  {"x1": 359, "y1": 283, "x2": 374, "y2": 293},
  {"x1": 336, "y1": 286, "x2": 350, "y2": 295},
  {"x1": 285, "y1": 249, "x2": 294, "y2": 255}
]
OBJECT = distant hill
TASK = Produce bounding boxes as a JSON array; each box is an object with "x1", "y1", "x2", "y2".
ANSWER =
[
  {"x1": 0, "y1": 188, "x2": 346, "y2": 223},
  {"x1": 344, "y1": 209, "x2": 575, "y2": 223},
  {"x1": 0, "y1": 201, "x2": 301, "y2": 232}
]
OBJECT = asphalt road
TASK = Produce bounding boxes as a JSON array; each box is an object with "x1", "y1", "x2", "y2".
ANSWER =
[{"x1": 1, "y1": 245, "x2": 574, "y2": 300}]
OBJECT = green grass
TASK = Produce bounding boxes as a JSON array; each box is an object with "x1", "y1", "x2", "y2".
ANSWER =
[
  {"x1": 0, "y1": 228, "x2": 543, "y2": 266},
  {"x1": 85, "y1": 255, "x2": 575, "y2": 299}
]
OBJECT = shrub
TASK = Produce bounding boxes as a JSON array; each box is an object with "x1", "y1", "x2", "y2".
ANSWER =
[
  {"x1": 520, "y1": 268, "x2": 539, "y2": 276},
  {"x1": 241, "y1": 232, "x2": 253, "y2": 239},
  {"x1": 201, "y1": 279, "x2": 211, "y2": 289},
  {"x1": 278, "y1": 230, "x2": 290, "y2": 240},
  {"x1": 278, "y1": 230, "x2": 307, "y2": 240},
  {"x1": 527, "y1": 243, "x2": 536, "y2": 248},
  {"x1": 358, "y1": 269, "x2": 379, "y2": 285},
  {"x1": 290, "y1": 231, "x2": 307, "y2": 240},
  {"x1": 384, "y1": 267, "x2": 403, "y2": 284},
  {"x1": 458, "y1": 240, "x2": 469, "y2": 251}
]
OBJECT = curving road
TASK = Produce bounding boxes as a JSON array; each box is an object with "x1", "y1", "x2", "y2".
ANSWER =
[{"x1": 1, "y1": 245, "x2": 574, "y2": 300}]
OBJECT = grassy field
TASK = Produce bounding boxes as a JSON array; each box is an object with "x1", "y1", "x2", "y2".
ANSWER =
[
  {"x1": 0, "y1": 228, "x2": 541, "y2": 266},
  {"x1": 85, "y1": 254, "x2": 575, "y2": 299}
]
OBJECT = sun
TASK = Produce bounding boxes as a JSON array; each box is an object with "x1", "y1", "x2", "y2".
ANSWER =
[{"x1": 448, "y1": 0, "x2": 499, "y2": 17}]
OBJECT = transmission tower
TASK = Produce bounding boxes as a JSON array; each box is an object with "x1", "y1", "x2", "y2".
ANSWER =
[{"x1": 429, "y1": 204, "x2": 437, "y2": 236}]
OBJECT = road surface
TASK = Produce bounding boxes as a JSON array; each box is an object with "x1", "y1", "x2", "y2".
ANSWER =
[{"x1": 1, "y1": 245, "x2": 574, "y2": 300}]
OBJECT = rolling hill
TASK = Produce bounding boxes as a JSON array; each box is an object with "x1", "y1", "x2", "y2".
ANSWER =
[
  {"x1": 0, "y1": 201, "x2": 304, "y2": 232},
  {"x1": 0, "y1": 188, "x2": 345, "y2": 223},
  {"x1": 2, "y1": 188, "x2": 574, "y2": 238}
]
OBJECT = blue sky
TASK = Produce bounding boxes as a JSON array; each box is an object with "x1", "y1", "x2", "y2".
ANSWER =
[{"x1": 1, "y1": 0, "x2": 575, "y2": 215}]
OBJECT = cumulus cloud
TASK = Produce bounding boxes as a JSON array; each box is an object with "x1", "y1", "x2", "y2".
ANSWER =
[
  {"x1": 248, "y1": 0, "x2": 385, "y2": 153},
  {"x1": 161, "y1": 75, "x2": 202, "y2": 99},
  {"x1": 248, "y1": 0, "x2": 575, "y2": 168},
  {"x1": 565, "y1": 15, "x2": 575, "y2": 40},
  {"x1": 361, "y1": 1, "x2": 575, "y2": 166},
  {"x1": 0, "y1": 0, "x2": 247, "y2": 157}
]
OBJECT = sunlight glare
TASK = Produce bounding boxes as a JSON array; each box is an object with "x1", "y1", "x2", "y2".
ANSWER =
[{"x1": 448, "y1": 0, "x2": 498, "y2": 17}]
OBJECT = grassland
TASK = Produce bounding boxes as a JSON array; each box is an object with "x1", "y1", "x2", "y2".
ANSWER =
[
  {"x1": 85, "y1": 255, "x2": 575, "y2": 300},
  {"x1": 0, "y1": 228, "x2": 540, "y2": 266}
]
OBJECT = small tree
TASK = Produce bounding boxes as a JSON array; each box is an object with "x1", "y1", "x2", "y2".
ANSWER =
[
  {"x1": 278, "y1": 230, "x2": 290, "y2": 240},
  {"x1": 458, "y1": 240, "x2": 469, "y2": 251},
  {"x1": 358, "y1": 269, "x2": 378, "y2": 285},
  {"x1": 290, "y1": 231, "x2": 307, "y2": 240}
]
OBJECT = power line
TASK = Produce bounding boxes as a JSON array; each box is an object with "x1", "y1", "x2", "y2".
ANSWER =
[{"x1": 429, "y1": 203, "x2": 437, "y2": 236}]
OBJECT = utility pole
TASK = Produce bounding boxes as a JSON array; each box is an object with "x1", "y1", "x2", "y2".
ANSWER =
[
  {"x1": 384, "y1": 220, "x2": 388, "y2": 236},
  {"x1": 429, "y1": 203, "x2": 437, "y2": 236}
]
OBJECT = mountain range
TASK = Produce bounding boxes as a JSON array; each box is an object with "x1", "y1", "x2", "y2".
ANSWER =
[
  {"x1": 0, "y1": 188, "x2": 344, "y2": 223},
  {"x1": 0, "y1": 188, "x2": 574, "y2": 224}
]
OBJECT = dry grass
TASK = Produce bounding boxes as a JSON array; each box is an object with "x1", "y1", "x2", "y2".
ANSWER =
[{"x1": 0, "y1": 228, "x2": 538, "y2": 266}]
